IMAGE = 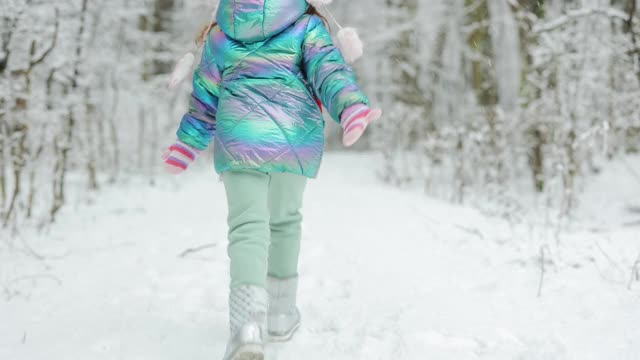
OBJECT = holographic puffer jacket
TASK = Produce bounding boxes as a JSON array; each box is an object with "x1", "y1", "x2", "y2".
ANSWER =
[{"x1": 175, "y1": 0, "x2": 370, "y2": 178}]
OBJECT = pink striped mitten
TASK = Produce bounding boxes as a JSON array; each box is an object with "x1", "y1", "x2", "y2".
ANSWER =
[
  {"x1": 340, "y1": 104, "x2": 382, "y2": 147},
  {"x1": 161, "y1": 141, "x2": 201, "y2": 174}
]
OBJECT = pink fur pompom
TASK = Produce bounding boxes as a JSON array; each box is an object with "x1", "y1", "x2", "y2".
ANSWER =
[
  {"x1": 336, "y1": 27, "x2": 363, "y2": 64},
  {"x1": 307, "y1": 0, "x2": 333, "y2": 6},
  {"x1": 168, "y1": 52, "x2": 195, "y2": 89}
]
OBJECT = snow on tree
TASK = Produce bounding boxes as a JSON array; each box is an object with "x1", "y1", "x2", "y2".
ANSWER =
[{"x1": 1, "y1": 0, "x2": 639, "y2": 233}]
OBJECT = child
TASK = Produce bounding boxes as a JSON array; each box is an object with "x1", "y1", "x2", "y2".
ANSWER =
[{"x1": 163, "y1": 1, "x2": 381, "y2": 359}]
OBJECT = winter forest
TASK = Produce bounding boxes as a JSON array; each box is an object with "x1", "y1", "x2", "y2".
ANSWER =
[
  {"x1": 2, "y1": 0, "x2": 640, "y2": 359},
  {"x1": 2, "y1": 0, "x2": 640, "y2": 228}
]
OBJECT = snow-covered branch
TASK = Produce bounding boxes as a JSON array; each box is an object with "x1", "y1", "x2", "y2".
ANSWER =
[{"x1": 533, "y1": 7, "x2": 628, "y2": 34}]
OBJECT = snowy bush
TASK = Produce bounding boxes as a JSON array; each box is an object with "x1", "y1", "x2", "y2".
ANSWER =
[
  {"x1": 0, "y1": 0, "x2": 207, "y2": 233},
  {"x1": 354, "y1": 0, "x2": 640, "y2": 218},
  {"x1": 2, "y1": 0, "x2": 640, "y2": 233}
]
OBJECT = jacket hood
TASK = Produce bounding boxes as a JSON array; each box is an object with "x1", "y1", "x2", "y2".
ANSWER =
[{"x1": 216, "y1": 0, "x2": 309, "y2": 42}]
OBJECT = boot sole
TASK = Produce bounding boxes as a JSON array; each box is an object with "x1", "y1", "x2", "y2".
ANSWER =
[
  {"x1": 230, "y1": 344, "x2": 264, "y2": 360},
  {"x1": 268, "y1": 321, "x2": 301, "y2": 342}
]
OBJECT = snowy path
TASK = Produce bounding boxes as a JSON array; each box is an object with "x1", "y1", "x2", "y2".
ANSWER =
[{"x1": 1, "y1": 154, "x2": 639, "y2": 360}]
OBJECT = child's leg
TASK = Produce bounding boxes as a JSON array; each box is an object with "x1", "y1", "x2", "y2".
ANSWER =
[
  {"x1": 222, "y1": 170, "x2": 271, "y2": 359},
  {"x1": 267, "y1": 172, "x2": 307, "y2": 278},
  {"x1": 222, "y1": 169, "x2": 271, "y2": 288},
  {"x1": 265, "y1": 172, "x2": 307, "y2": 342}
]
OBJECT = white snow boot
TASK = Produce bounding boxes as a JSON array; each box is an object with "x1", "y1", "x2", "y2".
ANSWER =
[
  {"x1": 267, "y1": 276, "x2": 301, "y2": 342},
  {"x1": 223, "y1": 285, "x2": 268, "y2": 360}
]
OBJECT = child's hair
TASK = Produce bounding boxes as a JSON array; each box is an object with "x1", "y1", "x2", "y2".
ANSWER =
[
  {"x1": 196, "y1": 20, "x2": 218, "y2": 47},
  {"x1": 195, "y1": 5, "x2": 329, "y2": 47},
  {"x1": 306, "y1": 5, "x2": 329, "y2": 28}
]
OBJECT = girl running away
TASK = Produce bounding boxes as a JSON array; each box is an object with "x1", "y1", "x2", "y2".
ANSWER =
[{"x1": 163, "y1": 1, "x2": 381, "y2": 359}]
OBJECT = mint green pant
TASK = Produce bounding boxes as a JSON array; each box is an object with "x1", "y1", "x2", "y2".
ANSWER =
[{"x1": 222, "y1": 170, "x2": 307, "y2": 289}]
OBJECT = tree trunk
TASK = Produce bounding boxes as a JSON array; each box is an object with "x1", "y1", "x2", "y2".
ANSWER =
[{"x1": 51, "y1": 0, "x2": 88, "y2": 220}]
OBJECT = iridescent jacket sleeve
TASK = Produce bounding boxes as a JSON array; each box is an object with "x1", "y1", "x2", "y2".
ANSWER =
[
  {"x1": 302, "y1": 15, "x2": 370, "y2": 123},
  {"x1": 176, "y1": 36, "x2": 221, "y2": 150}
]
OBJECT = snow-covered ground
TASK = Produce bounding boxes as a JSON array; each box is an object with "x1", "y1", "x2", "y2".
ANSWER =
[{"x1": 1, "y1": 153, "x2": 639, "y2": 360}]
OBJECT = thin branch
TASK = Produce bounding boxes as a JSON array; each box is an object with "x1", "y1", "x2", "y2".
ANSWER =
[
  {"x1": 595, "y1": 240, "x2": 626, "y2": 276},
  {"x1": 453, "y1": 224, "x2": 485, "y2": 240},
  {"x1": 533, "y1": 7, "x2": 629, "y2": 34},
  {"x1": 178, "y1": 243, "x2": 217, "y2": 258},
  {"x1": 628, "y1": 251, "x2": 640, "y2": 290},
  {"x1": 538, "y1": 244, "x2": 552, "y2": 298},
  {"x1": 29, "y1": 8, "x2": 59, "y2": 68}
]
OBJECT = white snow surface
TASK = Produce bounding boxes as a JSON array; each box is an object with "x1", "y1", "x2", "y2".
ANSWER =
[{"x1": 1, "y1": 153, "x2": 639, "y2": 360}]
